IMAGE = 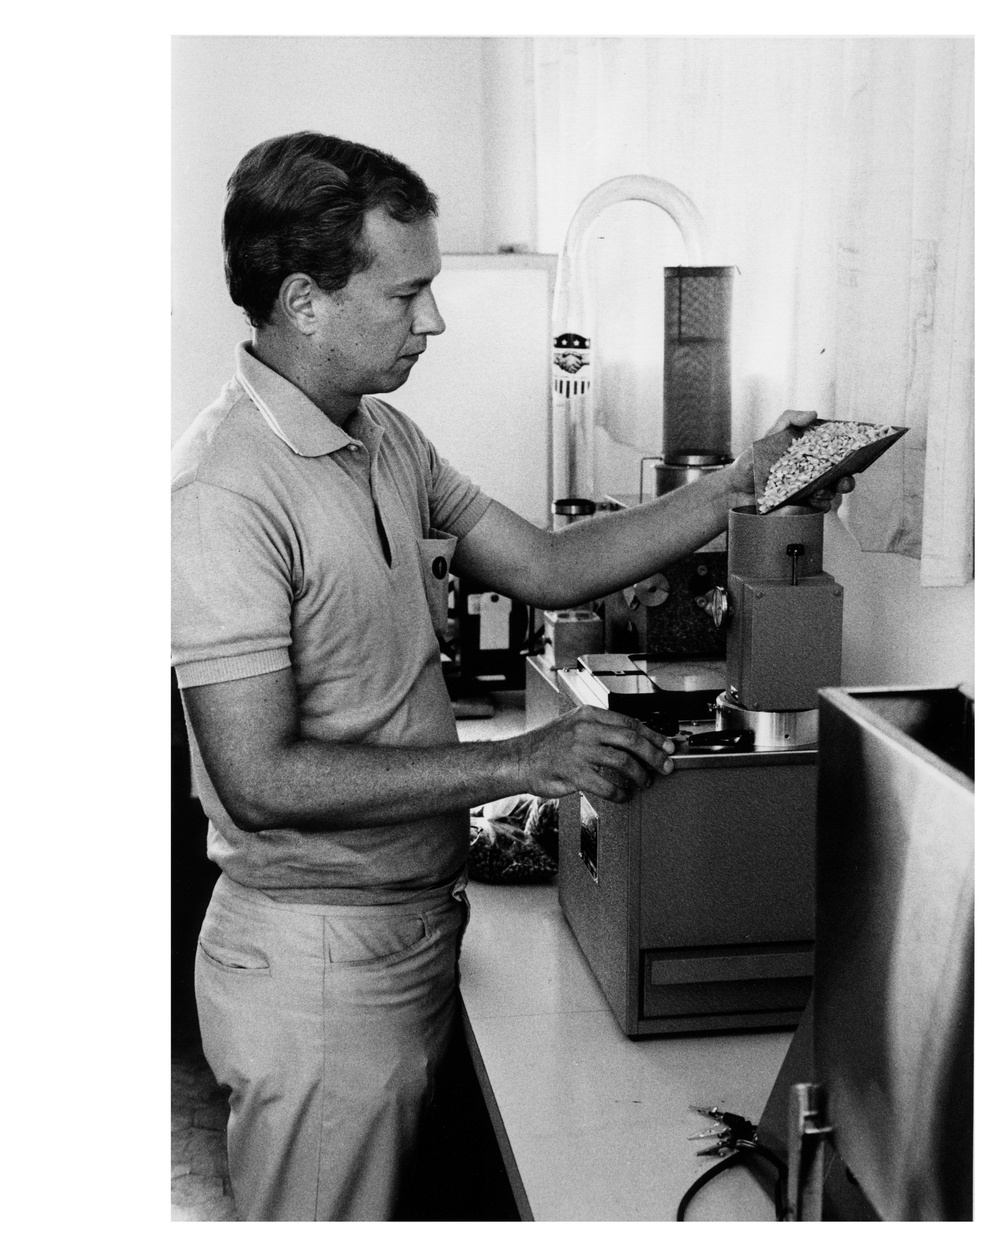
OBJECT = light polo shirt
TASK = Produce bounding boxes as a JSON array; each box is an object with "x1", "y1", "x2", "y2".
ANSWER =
[{"x1": 172, "y1": 343, "x2": 492, "y2": 901}]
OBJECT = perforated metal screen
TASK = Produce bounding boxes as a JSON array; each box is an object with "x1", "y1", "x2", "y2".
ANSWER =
[{"x1": 663, "y1": 267, "x2": 734, "y2": 462}]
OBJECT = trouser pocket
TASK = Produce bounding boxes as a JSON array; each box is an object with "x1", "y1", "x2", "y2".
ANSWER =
[{"x1": 197, "y1": 911, "x2": 272, "y2": 976}]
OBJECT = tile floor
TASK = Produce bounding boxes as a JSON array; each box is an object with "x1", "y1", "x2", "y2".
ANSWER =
[
  {"x1": 171, "y1": 1039, "x2": 238, "y2": 1220},
  {"x1": 170, "y1": 1018, "x2": 520, "y2": 1223}
]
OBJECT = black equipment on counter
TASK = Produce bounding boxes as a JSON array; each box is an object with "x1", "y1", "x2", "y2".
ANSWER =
[
  {"x1": 574, "y1": 652, "x2": 725, "y2": 729},
  {"x1": 603, "y1": 545, "x2": 729, "y2": 659},
  {"x1": 446, "y1": 576, "x2": 530, "y2": 695}
]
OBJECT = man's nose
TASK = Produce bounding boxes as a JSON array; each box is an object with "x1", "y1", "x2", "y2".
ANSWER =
[{"x1": 412, "y1": 288, "x2": 445, "y2": 337}]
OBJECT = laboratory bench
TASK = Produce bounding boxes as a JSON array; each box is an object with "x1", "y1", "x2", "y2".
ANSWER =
[
  {"x1": 454, "y1": 687, "x2": 793, "y2": 1222},
  {"x1": 458, "y1": 878, "x2": 792, "y2": 1222}
]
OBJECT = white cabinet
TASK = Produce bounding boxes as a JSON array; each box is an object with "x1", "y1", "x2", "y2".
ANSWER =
[{"x1": 387, "y1": 254, "x2": 556, "y2": 529}]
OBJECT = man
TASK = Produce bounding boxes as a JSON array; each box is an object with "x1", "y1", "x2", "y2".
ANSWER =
[{"x1": 172, "y1": 131, "x2": 851, "y2": 1221}]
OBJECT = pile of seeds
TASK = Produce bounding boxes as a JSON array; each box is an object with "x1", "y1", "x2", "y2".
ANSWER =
[{"x1": 758, "y1": 420, "x2": 896, "y2": 513}]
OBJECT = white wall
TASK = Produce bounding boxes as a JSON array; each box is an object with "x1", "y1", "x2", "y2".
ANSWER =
[
  {"x1": 172, "y1": 36, "x2": 490, "y2": 442},
  {"x1": 824, "y1": 518, "x2": 974, "y2": 689}
]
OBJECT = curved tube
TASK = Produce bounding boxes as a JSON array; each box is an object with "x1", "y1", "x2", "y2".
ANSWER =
[{"x1": 551, "y1": 176, "x2": 709, "y2": 506}]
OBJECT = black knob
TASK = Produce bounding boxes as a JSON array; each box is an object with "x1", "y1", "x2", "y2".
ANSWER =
[{"x1": 786, "y1": 543, "x2": 805, "y2": 586}]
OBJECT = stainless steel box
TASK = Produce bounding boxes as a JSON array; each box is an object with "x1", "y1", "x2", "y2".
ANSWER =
[
  {"x1": 754, "y1": 685, "x2": 974, "y2": 1220},
  {"x1": 811, "y1": 686, "x2": 974, "y2": 1220}
]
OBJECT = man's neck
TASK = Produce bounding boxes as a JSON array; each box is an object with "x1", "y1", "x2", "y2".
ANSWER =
[{"x1": 250, "y1": 331, "x2": 359, "y2": 426}]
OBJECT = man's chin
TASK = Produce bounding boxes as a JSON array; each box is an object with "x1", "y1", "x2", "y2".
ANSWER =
[
  {"x1": 374, "y1": 378, "x2": 407, "y2": 396},
  {"x1": 378, "y1": 359, "x2": 419, "y2": 393}
]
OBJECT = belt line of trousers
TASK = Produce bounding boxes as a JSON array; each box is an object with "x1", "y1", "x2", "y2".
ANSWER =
[{"x1": 194, "y1": 872, "x2": 469, "y2": 1220}]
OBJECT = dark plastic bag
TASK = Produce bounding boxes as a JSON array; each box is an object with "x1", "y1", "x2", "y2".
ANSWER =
[{"x1": 467, "y1": 795, "x2": 559, "y2": 884}]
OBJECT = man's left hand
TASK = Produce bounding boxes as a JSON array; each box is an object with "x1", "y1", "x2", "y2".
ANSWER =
[{"x1": 728, "y1": 409, "x2": 855, "y2": 512}]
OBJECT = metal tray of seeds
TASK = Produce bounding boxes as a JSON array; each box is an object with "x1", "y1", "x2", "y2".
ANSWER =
[{"x1": 752, "y1": 418, "x2": 908, "y2": 514}]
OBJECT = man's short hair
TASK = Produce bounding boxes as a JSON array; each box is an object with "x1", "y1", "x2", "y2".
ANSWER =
[{"x1": 223, "y1": 132, "x2": 439, "y2": 328}]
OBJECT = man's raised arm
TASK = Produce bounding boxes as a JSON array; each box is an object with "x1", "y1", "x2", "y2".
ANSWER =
[{"x1": 452, "y1": 410, "x2": 853, "y2": 609}]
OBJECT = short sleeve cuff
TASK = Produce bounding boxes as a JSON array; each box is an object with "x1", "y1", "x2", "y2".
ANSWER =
[
  {"x1": 173, "y1": 647, "x2": 291, "y2": 689},
  {"x1": 446, "y1": 490, "x2": 492, "y2": 540}
]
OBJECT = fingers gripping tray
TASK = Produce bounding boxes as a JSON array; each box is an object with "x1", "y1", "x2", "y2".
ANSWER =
[{"x1": 752, "y1": 419, "x2": 907, "y2": 514}]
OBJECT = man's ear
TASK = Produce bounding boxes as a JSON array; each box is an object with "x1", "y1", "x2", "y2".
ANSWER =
[{"x1": 275, "y1": 273, "x2": 323, "y2": 333}]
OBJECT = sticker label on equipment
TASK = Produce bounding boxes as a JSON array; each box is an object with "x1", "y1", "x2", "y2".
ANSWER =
[
  {"x1": 580, "y1": 794, "x2": 600, "y2": 882},
  {"x1": 468, "y1": 592, "x2": 512, "y2": 651},
  {"x1": 553, "y1": 332, "x2": 592, "y2": 396}
]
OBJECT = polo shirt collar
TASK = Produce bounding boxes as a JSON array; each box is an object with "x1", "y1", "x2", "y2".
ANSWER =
[{"x1": 235, "y1": 341, "x2": 362, "y2": 457}]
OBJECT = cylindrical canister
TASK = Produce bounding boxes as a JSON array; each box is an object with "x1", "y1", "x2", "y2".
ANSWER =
[
  {"x1": 552, "y1": 497, "x2": 597, "y2": 531},
  {"x1": 727, "y1": 504, "x2": 825, "y2": 580},
  {"x1": 654, "y1": 452, "x2": 731, "y2": 496}
]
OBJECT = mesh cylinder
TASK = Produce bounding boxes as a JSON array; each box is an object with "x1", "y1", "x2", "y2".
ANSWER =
[{"x1": 663, "y1": 266, "x2": 734, "y2": 463}]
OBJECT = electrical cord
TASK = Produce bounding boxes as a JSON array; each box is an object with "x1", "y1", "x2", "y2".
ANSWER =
[
  {"x1": 676, "y1": 1151, "x2": 743, "y2": 1221},
  {"x1": 676, "y1": 1138, "x2": 789, "y2": 1222}
]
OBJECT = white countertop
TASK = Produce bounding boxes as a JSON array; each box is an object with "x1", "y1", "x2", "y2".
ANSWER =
[{"x1": 459, "y1": 880, "x2": 792, "y2": 1222}]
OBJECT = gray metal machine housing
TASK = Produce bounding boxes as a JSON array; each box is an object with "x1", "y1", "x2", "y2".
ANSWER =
[{"x1": 556, "y1": 666, "x2": 817, "y2": 1036}]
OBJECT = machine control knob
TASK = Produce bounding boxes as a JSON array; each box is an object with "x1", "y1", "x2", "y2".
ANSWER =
[
  {"x1": 786, "y1": 542, "x2": 805, "y2": 586},
  {"x1": 696, "y1": 585, "x2": 728, "y2": 628},
  {"x1": 630, "y1": 573, "x2": 670, "y2": 608}
]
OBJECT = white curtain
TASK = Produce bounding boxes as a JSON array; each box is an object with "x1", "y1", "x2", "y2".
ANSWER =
[{"x1": 533, "y1": 37, "x2": 973, "y2": 586}]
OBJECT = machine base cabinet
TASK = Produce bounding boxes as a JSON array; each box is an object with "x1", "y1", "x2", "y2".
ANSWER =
[{"x1": 556, "y1": 704, "x2": 818, "y2": 1036}]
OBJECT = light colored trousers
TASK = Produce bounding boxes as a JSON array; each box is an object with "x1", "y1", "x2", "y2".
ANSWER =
[{"x1": 194, "y1": 872, "x2": 468, "y2": 1221}]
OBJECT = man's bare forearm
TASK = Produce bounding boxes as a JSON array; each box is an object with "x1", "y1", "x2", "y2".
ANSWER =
[
  {"x1": 538, "y1": 465, "x2": 737, "y2": 607},
  {"x1": 225, "y1": 734, "x2": 528, "y2": 832},
  {"x1": 454, "y1": 463, "x2": 740, "y2": 613},
  {"x1": 456, "y1": 412, "x2": 851, "y2": 613}
]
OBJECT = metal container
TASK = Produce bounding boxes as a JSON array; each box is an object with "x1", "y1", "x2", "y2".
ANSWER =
[
  {"x1": 725, "y1": 505, "x2": 843, "y2": 714},
  {"x1": 715, "y1": 691, "x2": 819, "y2": 750},
  {"x1": 811, "y1": 685, "x2": 974, "y2": 1220},
  {"x1": 551, "y1": 497, "x2": 597, "y2": 531},
  {"x1": 728, "y1": 503, "x2": 825, "y2": 579},
  {"x1": 653, "y1": 452, "x2": 731, "y2": 496}
]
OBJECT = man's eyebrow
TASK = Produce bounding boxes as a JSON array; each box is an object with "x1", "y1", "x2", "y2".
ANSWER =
[{"x1": 390, "y1": 275, "x2": 437, "y2": 293}]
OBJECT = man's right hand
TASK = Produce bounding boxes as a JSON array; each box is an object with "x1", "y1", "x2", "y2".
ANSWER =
[{"x1": 515, "y1": 707, "x2": 675, "y2": 804}]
